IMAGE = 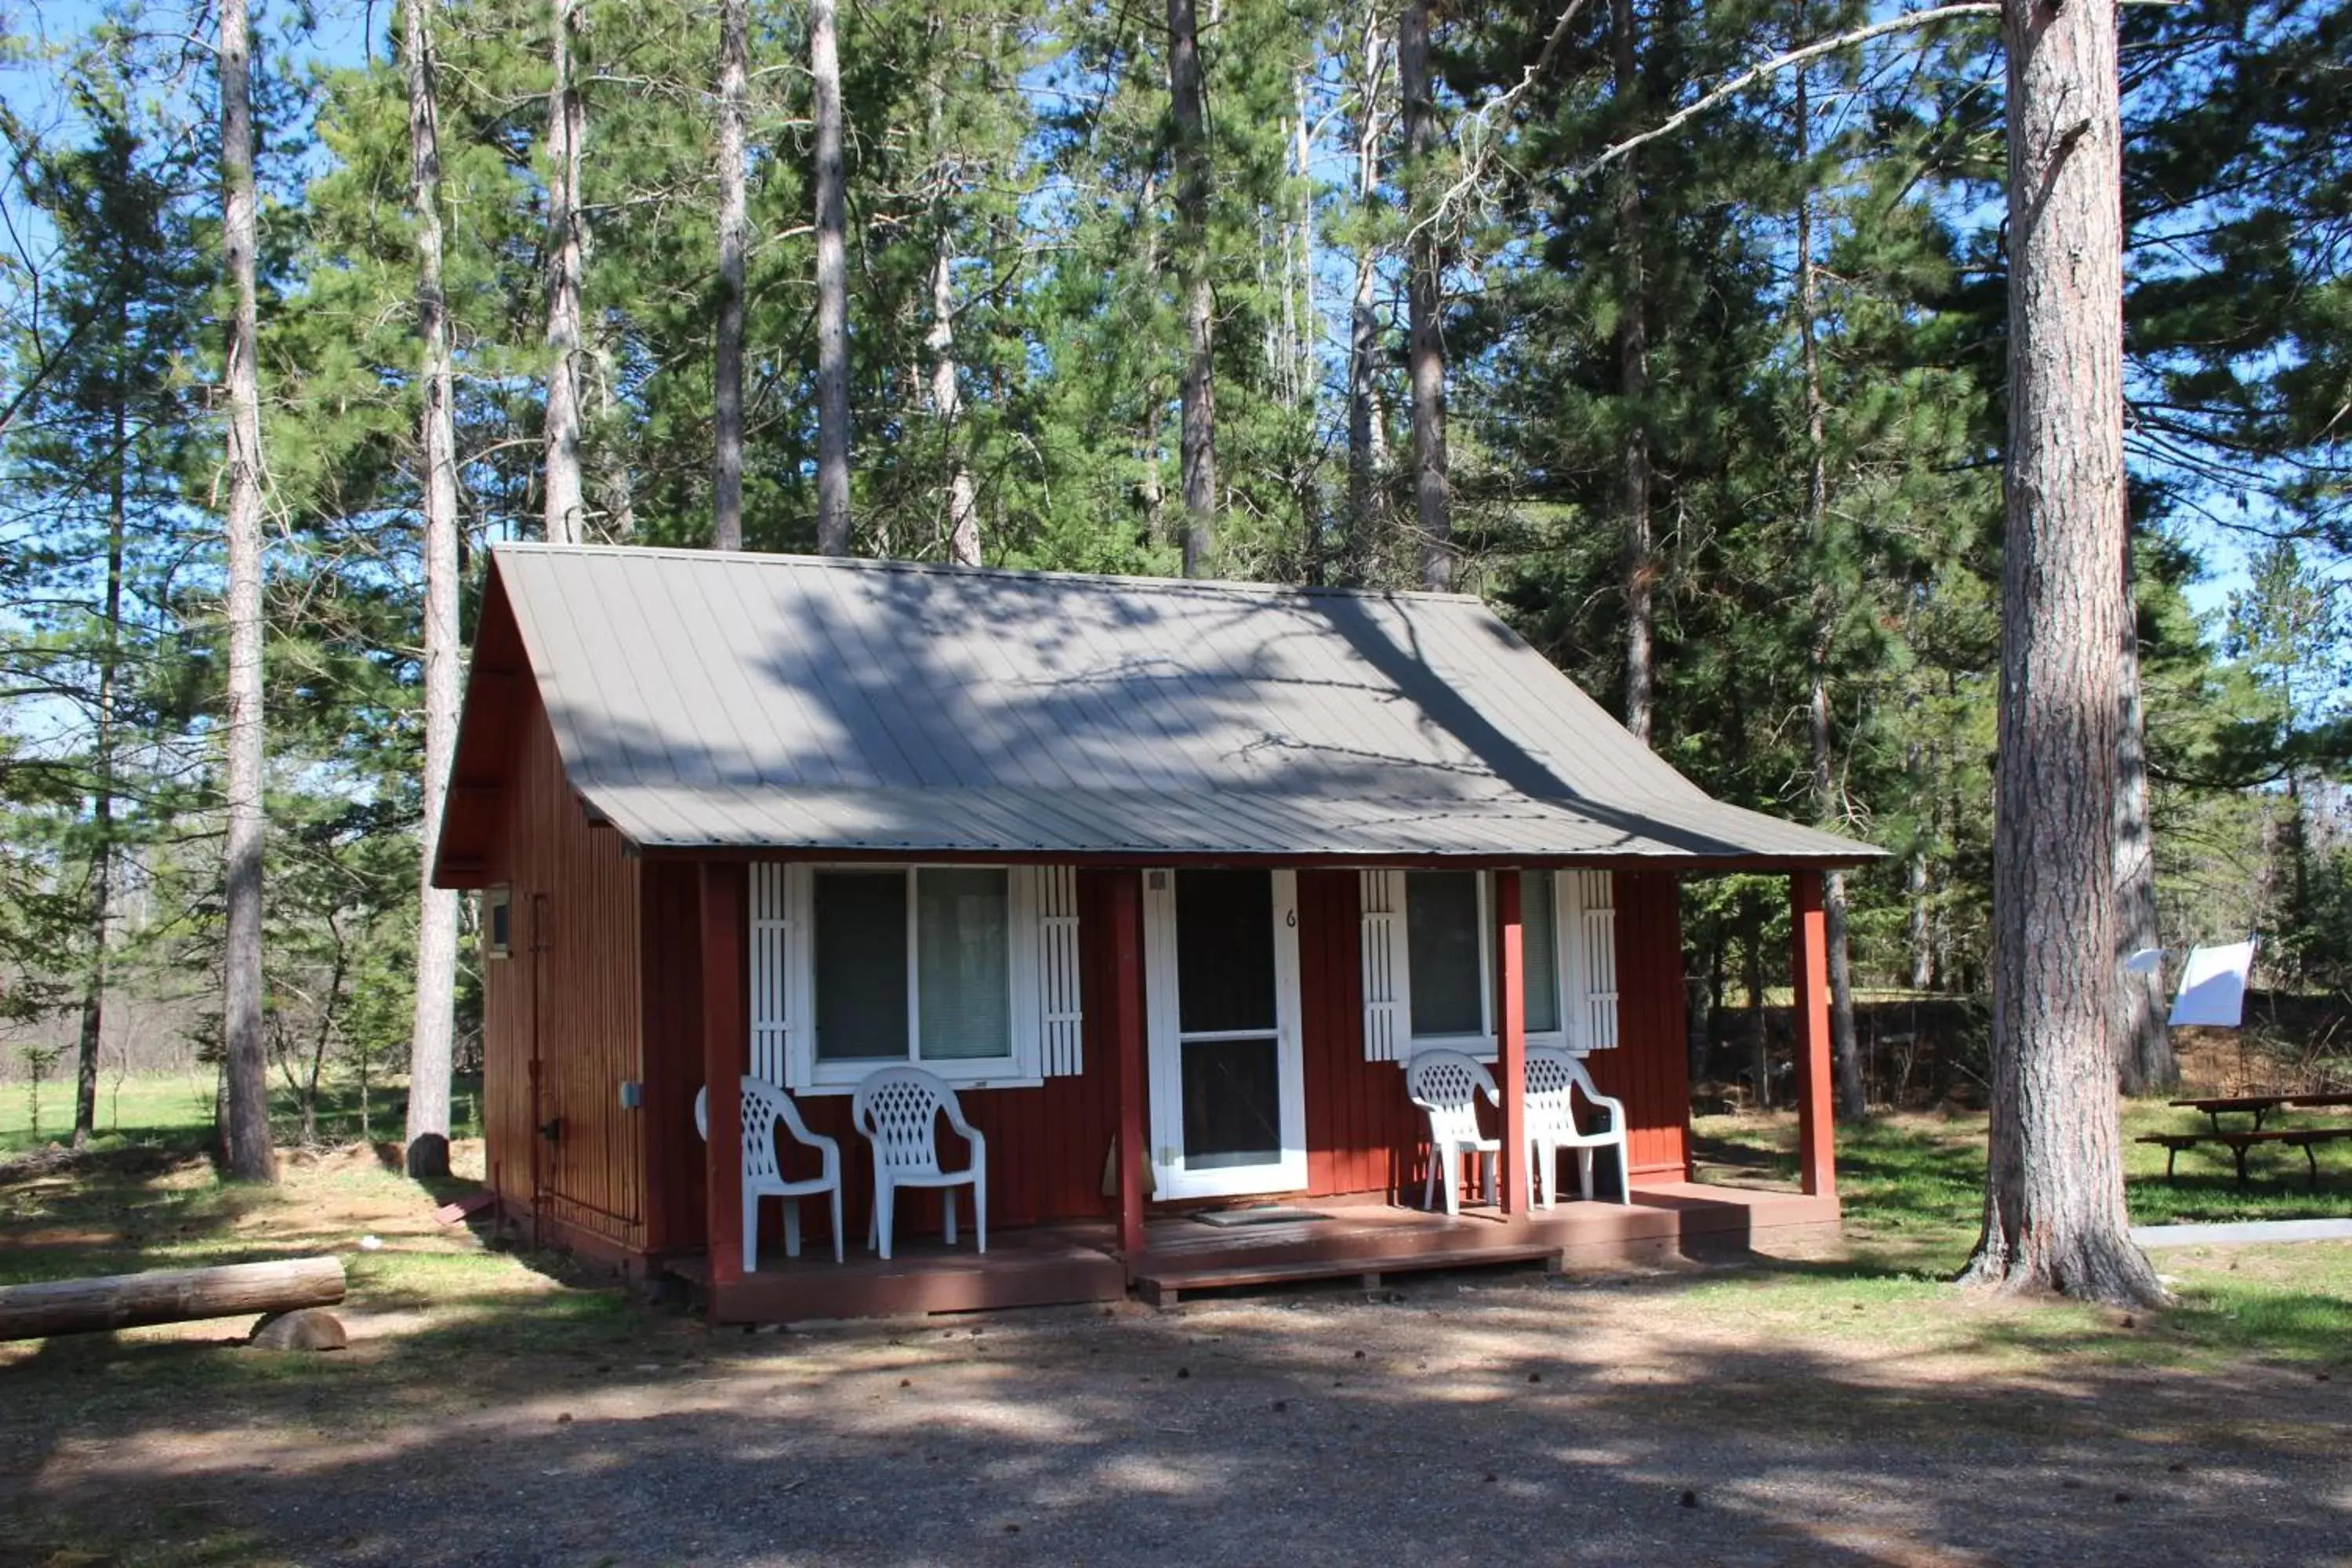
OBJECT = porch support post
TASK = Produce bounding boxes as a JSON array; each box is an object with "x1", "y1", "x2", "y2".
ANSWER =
[
  {"x1": 699, "y1": 862, "x2": 749, "y2": 1287},
  {"x1": 1496, "y1": 869, "x2": 1529, "y2": 1214},
  {"x1": 1107, "y1": 869, "x2": 1149, "y2": 1261},
  {"x1": 1790, "y1": 870, "x2": 1838, "y2": 1199}
]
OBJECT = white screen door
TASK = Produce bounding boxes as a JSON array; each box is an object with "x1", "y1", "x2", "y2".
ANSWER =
[{"x1": 1143, "y1": 868, "x2": 1307, "y2": 1200}]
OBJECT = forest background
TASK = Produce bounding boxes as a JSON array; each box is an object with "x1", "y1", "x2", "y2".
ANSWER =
[{"x1": 0, "y1": 0, "x2": 2345, "y2": 1147}]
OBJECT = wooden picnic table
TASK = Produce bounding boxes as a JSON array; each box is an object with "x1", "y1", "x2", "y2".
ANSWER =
[
  {"x1": 2147, "y1": 1092, "x2": 2352, "y2": 1187},
  {"x1": 2169, "y1": 1092, "x2": 2352, "y2": 1132},
  {"x1": 2171, "y1": 1094, "x2": 2291, "y2": 1131}
]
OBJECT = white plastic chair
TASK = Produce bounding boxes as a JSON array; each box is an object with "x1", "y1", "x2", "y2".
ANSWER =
[
  {"x1": 1525, "y1": 1047, "x2": 1630, "y2": 1207},
  {"x1": 1406, "y1": 1050, "x2": 1501, "y2": 1216},
  {"x1": 695, "y1": 1075, "x2": 844, "y2": 1269},
  {"x1": 852, "y1": 1066, "x2": 987, "y2": 1261}
]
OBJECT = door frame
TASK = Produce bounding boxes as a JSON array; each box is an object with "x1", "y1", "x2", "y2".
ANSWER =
[{"x1": 1142, "y1": 866, "x2": 1308, "y2": 1200}]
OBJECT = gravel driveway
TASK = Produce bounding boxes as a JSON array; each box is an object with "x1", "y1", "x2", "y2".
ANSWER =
[{"x1": 7, "y1": 1261, "x2": 2348, "y2": 1568}]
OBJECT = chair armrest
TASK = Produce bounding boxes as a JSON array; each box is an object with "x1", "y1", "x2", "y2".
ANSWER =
[
  {"x1": 943, "y1": 1102, "x2": 985, "y2": 1145},
  {"x1": 1582, "y1": 1088, "x2": 1628, "y2": 1132},
  {"x1": 772, "y1": 1091, "x2": 839, "y2": 1159}
]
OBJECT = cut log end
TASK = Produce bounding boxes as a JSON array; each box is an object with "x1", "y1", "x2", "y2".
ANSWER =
[{"x1": 249, "y1": 1307, "x2": 347, "y2": 1352}]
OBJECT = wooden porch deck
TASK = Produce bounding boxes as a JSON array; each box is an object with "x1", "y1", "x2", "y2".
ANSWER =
[{"x1": 679, "y1": 1181, "x2": 1838, "y2": 1323}]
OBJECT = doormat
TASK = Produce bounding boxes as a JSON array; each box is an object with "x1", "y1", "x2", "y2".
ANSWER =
[{"x1": 1192, "y1": 1206, "x2": 1330, "y2": 1229}]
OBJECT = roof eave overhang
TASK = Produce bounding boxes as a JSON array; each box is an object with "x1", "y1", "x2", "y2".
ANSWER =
[{"x1": 622, "y1": 841, "x2": 1882, "y2": 873}]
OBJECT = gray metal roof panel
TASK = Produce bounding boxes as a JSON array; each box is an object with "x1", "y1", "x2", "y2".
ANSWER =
[{"x1": 486, "y1": 544, "x2": 1874, "y2": 866}]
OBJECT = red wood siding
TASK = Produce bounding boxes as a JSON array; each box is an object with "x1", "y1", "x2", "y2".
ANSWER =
[
  {"x1": 1584, "y1": 871, "x2": 1693, "y2": 1179},
  {"x1": 653, "y1": 868, "x2": 1130, "y2": 1254},
  {"x1": 479, "y1": 684, "x2": 648, "y2": 1252},
  {"x1": 1301, "y1": 869, "x2": 1423, "y2": 1200},
  {"x1": 639, "y1": 859, "x2": 706, "y2": 1254},
  {"x1": 1295, "y1": 869, "x2": 1693, "y2": 1196},
  {"x1": 516, "y1": 846, "x2": 1691, "y2": 1261}
]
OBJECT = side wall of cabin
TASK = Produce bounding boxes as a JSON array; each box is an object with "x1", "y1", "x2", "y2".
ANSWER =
[{"x1": 480, "y1": 683, "x2": 651, "y2": 1264}]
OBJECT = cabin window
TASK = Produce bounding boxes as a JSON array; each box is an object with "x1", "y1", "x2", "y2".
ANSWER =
[
  {"x1": 1400, "y1": 870, "x2": 1570, "y2": 1053},
  {"x1": 482, "y1": 885, "x2": 513, "y2": 960},
  {"x1": 760, "y1": 862, "x2": 1060, "y2": 1092},
  {"x1": 1406, "y1": 872, "x2": 1485, "y2": 1037},
  {"x1": 811, "y1": 868, "x2": 1014, "y2": 1070}
]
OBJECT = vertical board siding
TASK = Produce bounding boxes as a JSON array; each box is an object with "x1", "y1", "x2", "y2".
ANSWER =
[
  {"x1": 1581, "y1": 871, "x2": 1692, "y2": 1178},
  {"x1": 478, "y1": 683, "x2": 648, "y2": 1251},
  {"x1": 1302, "y1": 870, "x2": 1423, "y2": 1200},
  {"x1": 696, "y1": 867, "x2": 1127, "y2": 1254},
  {"x1": 639, "y1": 860, "x2": 707, "y2": 1254},
  {"x1": 550, "y1": 857, "x2": 1693, "y2": 1261},
  {"x1": 1298, "y1": 867, "x2": 1692, "y2": 1197}
]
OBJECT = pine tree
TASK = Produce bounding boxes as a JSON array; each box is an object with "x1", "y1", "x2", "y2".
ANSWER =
[
  {"x1": 1964, "y1": 0, "x2": 2166, "y2": 1307},
  {"x1": 217, "y1": 0, "x2": 275, "y2": 1181}
]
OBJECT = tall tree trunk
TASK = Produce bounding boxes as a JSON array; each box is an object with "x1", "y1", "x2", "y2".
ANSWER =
[
  {"x1": 1345, "y1": 15, "x2": 1388, "y2": 581},
  {"x1": 1742, "y1": 891, "x2": 1768, "y2": 1111},
  {"x1": 712, "y1": 0, "x2": 747, "y2": 552},
  {"x1": 1131, "y1": 168, "x2": 1167, "y2": 546},
  {"x1": 928, "y1": 231, "x2": 981, "y2": 565},
  {"x1": 1908, "y1": 848, "x2": 1934, "y2": 991},
  {"x1": 1289, "y1": 73, "x2": 1316, "y2": 416},
  {"x1": 1167, "y1": 0, "x2": 1216, "y2": 576},
  {"x1": 1906, "y1": 736, "x2": 1936, "y2": 991},
  {"x1": 2114, "y1": 557, "x2": 2173, "y2": 1093},
  {"x1": 1610, "y1": 0, "x2": 1654, "y2": 742},
  {"x1": 405, "y1": 0, "x2": 460, "y2": 1181},
  {"x1": 218, "y1": 0, "x2": 274, "y2": 1183},
  {"x1": 1794, "y1": 62, "x2": 1865, "y2": 1121},
  {"x1": 1399, "y1": 0, "x2": 1450, "y2": 591},
  {"x1": 73, "y1": 330, "x2": 128, "y2": 1149},
  {"x1": 1963, "y1": 0, "x2": 2163, "y2": 1307},
  {"x1": 591, "y1": 356, "x2": 634, "y2": 536},
  {"x1": 811, "y1": 0, "x2": 852, "y2": 555},
  {"x1": 542, "y1": 0, "x2": 588, "y2": 545}
]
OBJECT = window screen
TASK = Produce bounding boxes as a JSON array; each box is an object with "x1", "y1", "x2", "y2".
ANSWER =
[
  {"x1": 813, "y1": 871, "x2": 909, "y2": 1061},
  {"x1": 916, "y1": 869, "x2": 1011, "y2": 1061},
  {"x1": 1406, "y1": 871, "x2": 1483, "y2": 1036},
  {"x1": 1174, "y1": 869, "x2": 1276, "y2": 1035}
]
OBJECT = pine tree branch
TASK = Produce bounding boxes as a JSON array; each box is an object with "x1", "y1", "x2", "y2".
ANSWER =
[
  {"x1": 1422, "y1": 0, "x2": 1599, "y2": 237},
  {"x1": 1421, "y1": 2, "x2": 2012, "y2": 244},
  {"x1": 1566, "y1": 4, "x2": 2003, "y2": 192}
]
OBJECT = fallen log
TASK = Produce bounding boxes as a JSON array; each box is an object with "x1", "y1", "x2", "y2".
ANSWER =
[{"x1": 0, "y1": 1256, "x2": 347, "y2": 1341}]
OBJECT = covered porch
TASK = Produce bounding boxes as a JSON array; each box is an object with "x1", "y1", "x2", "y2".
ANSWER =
[{"x1": 682, "y1": 866, "x2": 1846, "y2": 1324}]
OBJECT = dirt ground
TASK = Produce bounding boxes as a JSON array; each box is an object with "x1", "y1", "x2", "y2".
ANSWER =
[{"x1": 3, "y1": 1145, "x2": 2349, "y2": 1568}]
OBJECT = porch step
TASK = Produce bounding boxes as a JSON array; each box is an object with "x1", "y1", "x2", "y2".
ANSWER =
[{"x1": 1134, "y1": 1242, "x2": 1562, "y2": 1307}]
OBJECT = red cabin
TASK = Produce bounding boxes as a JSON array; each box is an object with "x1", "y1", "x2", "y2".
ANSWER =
[{"x1": 434, "y1": 544, "x2": 1869, "y2": 1321}]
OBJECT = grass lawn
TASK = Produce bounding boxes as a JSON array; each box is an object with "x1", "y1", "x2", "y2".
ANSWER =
[
  {"x1": 2, "y1": 1098, "x2": 2349, "y2": 1565},
  {"x1": 0, "y1": 1071, "x2": 487, "y2": 1158}
]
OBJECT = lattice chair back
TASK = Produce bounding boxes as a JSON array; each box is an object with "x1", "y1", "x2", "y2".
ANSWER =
[
  {"x1": 1525, "y1": 1050, "x2": 1597, "y2": 1134},
  {"x1": 854, "y1": 1066, "x2": 960, "y2": 1175},
  {"x1": 1407, "y1": 1050, "x2": 1497, "y2": 1146},
  {"x1": 737, "y1": 1076, "x2": 795, "y2": 1185}
]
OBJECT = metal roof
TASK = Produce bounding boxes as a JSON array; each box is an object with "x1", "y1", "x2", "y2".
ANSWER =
[{"x1": 466, "y1": 543, "x2": 1874, "y2": 867}]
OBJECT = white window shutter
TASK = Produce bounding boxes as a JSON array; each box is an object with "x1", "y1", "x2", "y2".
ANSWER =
[
  {"x1": 1359, "y1": 869, "x2": 1410, "y2": 1062},
  {"x1": 1036, "y1": 866, "x2": 1084, "y2": 1076},
  {"x1": 749, "y1": 863, "x2": 805, "y2": 1084},
  {"x1": 1569, "y1": 869, "x2": 1620, "y2": 1051}
]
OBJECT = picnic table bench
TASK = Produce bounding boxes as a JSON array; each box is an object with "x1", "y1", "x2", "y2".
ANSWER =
[{"x1": 2138, "y1": 1094, "x2": 2352, "y2": 1189}]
